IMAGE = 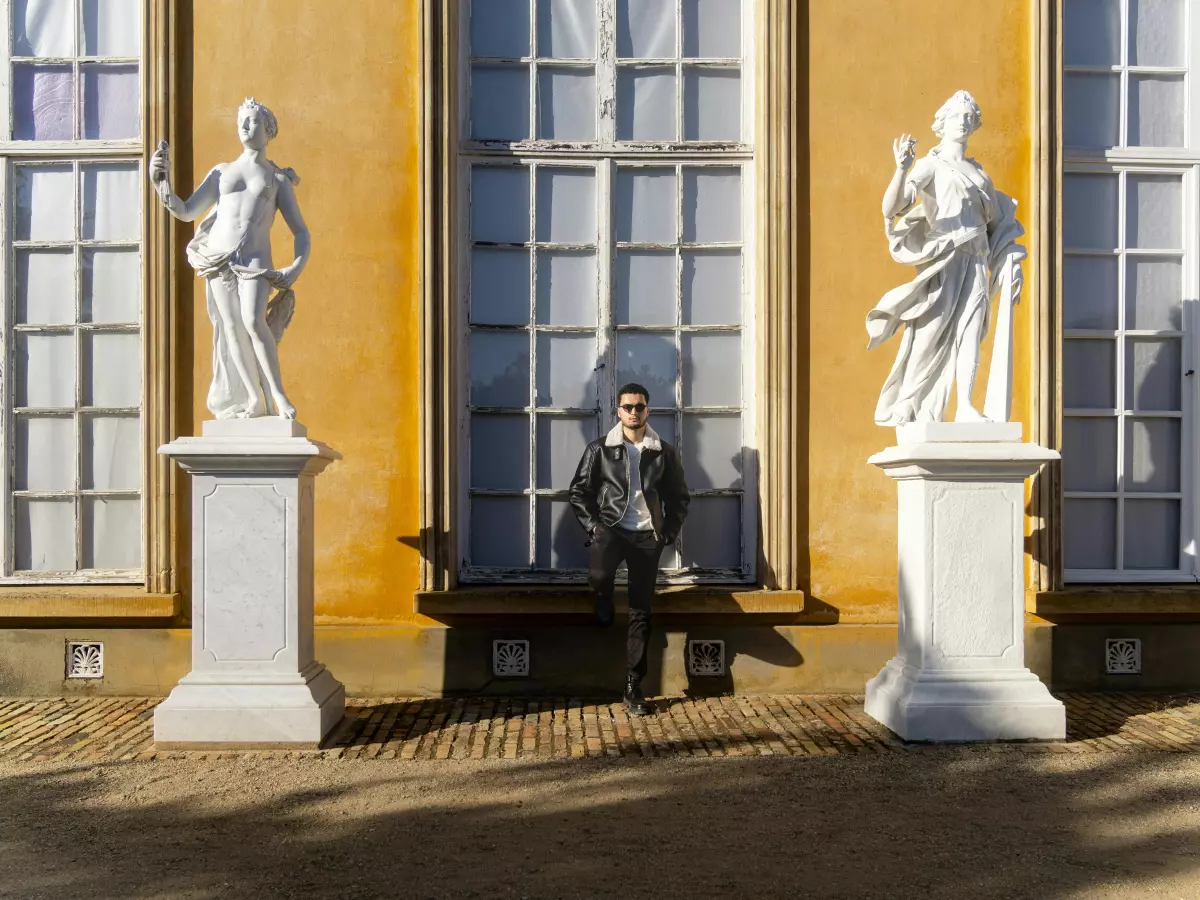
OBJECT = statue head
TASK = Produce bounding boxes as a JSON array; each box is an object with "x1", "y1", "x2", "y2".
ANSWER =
[
  {"x1": 932, "y1": 90, "x2": 982, "y2": 143},
  {"x1": 237, "y1": 97, "x2": 278, "y2": 150}
]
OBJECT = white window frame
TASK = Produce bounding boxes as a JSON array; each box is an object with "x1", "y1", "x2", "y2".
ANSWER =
[
  {"x1": 457, "y1": 0, "x2": 757, "y2": 584},
  {"x1": 0, "y1": 1, "x2": 144, "y2": 584},
  {"x1": 1062, "y1": 0, "x2": 1200, "y2": 582}
]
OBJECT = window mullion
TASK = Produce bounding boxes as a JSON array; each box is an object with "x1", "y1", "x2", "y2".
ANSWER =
[
  {"x1": 528, "y1": 161, "x2": 538, "y2": 570},
  {"x1": 597, "y1": 158, "x2": 613, "y2": 446},
  {"x1": 597, "y1": 0, "x2": 616, "y2": 147}
]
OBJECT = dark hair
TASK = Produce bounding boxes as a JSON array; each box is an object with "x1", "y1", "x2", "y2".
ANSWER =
[{"x1": 617, "y1": 383, "x2": 649, "y2": 405}]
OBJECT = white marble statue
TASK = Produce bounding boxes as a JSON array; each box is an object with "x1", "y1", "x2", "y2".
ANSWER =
[
  {"x1": 868, "y1": 90, "x2": 1026, "y2": 426},
  {"x1": 148, "y1": 98, "x2": 310, "y2": 420}
]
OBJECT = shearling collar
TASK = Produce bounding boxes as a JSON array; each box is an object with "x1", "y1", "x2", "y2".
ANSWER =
[{"x1": 604, "y1": 422, "x2": 662, "y2": 451}]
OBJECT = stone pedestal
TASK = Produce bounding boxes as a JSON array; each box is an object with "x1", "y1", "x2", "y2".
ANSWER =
[
  {"x1": 865, "y1": 422, "x2": 1065, "y2": 741},
  {"x1": 154, "y1": 419, "x2": 344, "y2": 748}
]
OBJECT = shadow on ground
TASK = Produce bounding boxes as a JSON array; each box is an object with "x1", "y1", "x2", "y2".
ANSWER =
[{"x1": 1, "y1": 749, "x2": 1198, "y2": 899}]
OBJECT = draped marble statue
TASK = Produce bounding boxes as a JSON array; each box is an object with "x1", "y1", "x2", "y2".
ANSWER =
[
  {"x1": 868, "y1": 90, "x2": 1026, "y2": 426},
  {"x1": 148, "y1": 98, "x2": 311, "y2": 419}
]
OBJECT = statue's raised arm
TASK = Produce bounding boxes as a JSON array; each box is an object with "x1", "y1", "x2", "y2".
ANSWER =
[
  {"x1": 149, "y1": 99, "x2": 312, "y2": 421},
  {"x1": 866, "y1": 90, "x2": 1026, "y2": 427}
]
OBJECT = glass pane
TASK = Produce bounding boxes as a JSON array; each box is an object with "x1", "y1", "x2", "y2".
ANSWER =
[
  {"x1": 84, "y1": 415, "x2": 140, "y2": 491},
  {"x1": 1130, "y1": 75, "x2": 1184, "y2": 148},
  {"x1": 617, "y1": 0, "x2": 676, "y2": 57},
  {"x1": 683, "y1": 167, "x2": 740, "y2": 243},
  {"x1": 1064, "y1": 0, "x2": 1120, "y2": 65},
  {"x1": 83, "y1": 0, "x2": 141, "y2": 56},
  {"x1": 682, "y1": 332, "x2": 740, "y2": 407},
  {"x1": 471, "y1": 248, "x2": 529, "y2": 326},
  {"x1": 83, "y1": 496, "x2": 140, "y2": 569},
  {"x1": 1063, "y1": 174, "x2": 1118, "y2": 251},
  {"x1": 616, "y1": 67, "x2": 676, "y2": 141},
  {"x1": 617, "y1": 332, "x2": 678, "y2": 407},
  {"x1": 1064, "y1": 499, "x2": 1116, "y2": 570},
  {"x1": 535, "y1": 332, "x2": 597, "y2": 408},
  {"x1": 616, "y1": 167, "x2": 676, "y2": 243},
  {"x1": 83, "y1": 248, "x2": 140, "y2": 324},
  {"x1": 1062, "y1": 255, "x2": 1118, "y2": 330},
  {"x1": 83, "y1": 64, "x2": 139, "y2": 140},
  {"x1": 13, "y1": 64, "x2": 72, "y2": 140},
  {"x1": 15, "y1": 498, "x2": 75, "y2": 572},
  {"x1": 16, "y1": 333, "x2": 74, "y2": 408},
  {"x1": 536, "y1": 167, "x2": 595, "y2": 243},
  {"x1": 15, "y1": 249, "x2": 74, "y2": 325},
  {"x1": 682, "y1": 414, "x2": 741, "y2": 489},
  {"x1": 683, "y1": 67, "x2": 739, "y2": 141},
  {"x1": 470, "y1": 331, "x2": 530, "y2": 407},
  {"x1": 471, "y1": 496, "x2": 530, "y2": 567},
  {"x1": 537, "y1": 67, "x2": 595, "y2": 140},
  {"x1": 84, "y1": 332, "x2": 139, "y2": 407},
  {"x1": 1125, "y1": 417, "x2": 1180, "y2": 492},
  {"x1": 15, "y1": 164, "x2": 73, "y2": 241},
  {"x1": 82, "y1": 163, "x2": 140, "y2": 241},
  {"x1": 536, "y1": 250, "x2": 596, "y2": 325},
  {"x1": 1127, "y1": 256, "x2": 1182, "y2": 331},
  {"x1": 15, "y1": 416, "x2": 74, "y2": 491},
  {"x1": 1129, "y1": 0, "x2": 1185, "y2": 66},
  {"x1": 1062, "y1": 339, "x2": 1115, "y2": 409},
  {"x1": 1127, "y1": 174, "x2": 1182, "y2": 250},
  {"x1": 471, "y1": 0, "x2": 530, "y2": 57},
  {"x1": 472, "y1": 166, "x2": 530, "y2": 243},
  {"x1": 1062, "y1": 417, "x2": 1117, "y2": 492},
  {"x1": 1063, "y1": 73, "x2": 1119, "y2": 149},
  {"x1": 13, "y1": 0, "x2": 73, "y2": 56},
  {"x1": 537, "y1": 415, "x2": 596, "y2": 488},
  {"x1": 681, "y1": 496, "x2": 740, "y2": 569},
  {"x1": 683, "y1": 0, "x2": 741, "y2": 58},
  {"x1": 649, "y1": 412, "x2": 675, "y2": 445},
  {"x1": 683, "y1": 249, "x2": 740, "y2": 325},
  {"x1": 1126, "y1": 338, "x2": 1181, "y2": 411},
  {"x1": 536, "y1": 498, "x2": 590, "y2": 569},
  {"x1": 539, "y1": 0, "x2": 595, "y2": 58},
  {"x1": 471, "y1": 65, "x2": 530, "y2": 140},
  {"x1": 470, "y1": 414, "x2": 530, "y2": 490},
  {"x1": 616, "y1": 250, "x2": 676, "y2": 325},
  {"x1": 1124, "y1": 499, "x2": 1180, "y2": 569}
]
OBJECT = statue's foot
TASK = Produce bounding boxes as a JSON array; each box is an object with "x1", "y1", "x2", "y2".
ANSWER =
[
  {"x1": 273, "y1": 395, "x2": 297, "y2": 420},
  {"x1": 954, "y1": 403, "x2": 988, "y2": 423}
]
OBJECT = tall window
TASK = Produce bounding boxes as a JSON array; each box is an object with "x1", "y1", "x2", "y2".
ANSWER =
[
  {"x1": 460, "y1": 0, "x2": 756, "y2": 583},
  {"x1": 1061, "y1": 0, "x2": 1198, "y2": 580},
  {"x1": 0, "y1": 0, "x2": 143, "y2": 582}
]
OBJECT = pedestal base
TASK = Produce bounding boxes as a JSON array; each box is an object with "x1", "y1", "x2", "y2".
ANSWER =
[
  {"x1": 866, "y1": 657, "x2": 1065, "y2": 742},
  {"x1": 154, "y1": 664, "x2": 345, "y2": 748}
]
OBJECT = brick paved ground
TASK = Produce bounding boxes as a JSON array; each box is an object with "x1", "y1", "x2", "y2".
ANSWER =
[{"x1": 1, "y1": 692, "x2": 1198, "y2": 763}]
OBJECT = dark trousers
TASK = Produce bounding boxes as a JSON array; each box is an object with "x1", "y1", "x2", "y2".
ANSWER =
[{"x1": 588, "y1": 524, "x2": 664, "y2": 684}]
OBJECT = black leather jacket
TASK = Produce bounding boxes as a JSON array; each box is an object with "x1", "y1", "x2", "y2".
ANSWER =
[{"x1": 568, "y1": 431, "x2": 690, "y2": 543}]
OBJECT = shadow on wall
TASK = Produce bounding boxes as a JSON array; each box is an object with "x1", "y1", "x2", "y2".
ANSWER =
[{"x1": 3, "y1": 751, "x2": 1199, "y2": 899}]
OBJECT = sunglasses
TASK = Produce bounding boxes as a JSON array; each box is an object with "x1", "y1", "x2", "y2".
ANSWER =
[{"x1": 619, "y1": 403, "x2": 647, "y2": 413}]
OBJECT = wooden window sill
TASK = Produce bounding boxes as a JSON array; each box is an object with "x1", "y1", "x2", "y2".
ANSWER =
[
  {"x1": 1029, "y1": 586, "x2": 1200, "y2": 617},
  {"x1": 0, "y1": 587, "x2": 182, "y2": 620},
  {"x1": 415, "y1": 586, "x2": 809, "y2": 616}
]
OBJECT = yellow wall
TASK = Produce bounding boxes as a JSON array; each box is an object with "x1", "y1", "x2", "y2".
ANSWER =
[
  {"x1": 185, "y1": 1, "x2": 1034, "y2": 626},
  {"x1": 805, "y1": 0, "x2": 1033, "y2": 622},
  {"x1": 190, "y1": 1, "x2": 425, "y2": 624}
]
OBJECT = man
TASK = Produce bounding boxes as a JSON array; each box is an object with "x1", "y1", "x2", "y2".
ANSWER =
[{"x1": 568, "y1": 383, "x2": 690, "y2": 716}]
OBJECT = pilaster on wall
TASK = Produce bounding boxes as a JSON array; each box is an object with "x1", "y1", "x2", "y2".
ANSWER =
[{"x1": 756, "y1": 0, "x2": 805, "y2": 591}]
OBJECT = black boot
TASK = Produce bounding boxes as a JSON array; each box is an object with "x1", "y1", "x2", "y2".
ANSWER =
[{"x1": 624, "y1": 677, "x2": 650, "y2": 716}]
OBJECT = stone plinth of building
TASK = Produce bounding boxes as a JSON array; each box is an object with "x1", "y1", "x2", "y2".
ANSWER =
[
  {"x1": 154, "y1": 419, "x2": 344, "y2": 748},
  {"x1": 865, "y1": 422, "x2": 1065, "y2": 742}
]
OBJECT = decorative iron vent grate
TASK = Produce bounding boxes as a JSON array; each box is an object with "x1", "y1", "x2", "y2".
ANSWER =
[
  {"x1": 66, "y1": 641, "x2": 104, "y2": 679},
  {"x1": 687, "y1": 639, "x2": 726, "y2": 677},
  {"x1": 493, "y1": 639, "x2": 530, "y2": 677},
  {"x1": 1105, "y1": 638, "x2": 1141, "y2": 675}
]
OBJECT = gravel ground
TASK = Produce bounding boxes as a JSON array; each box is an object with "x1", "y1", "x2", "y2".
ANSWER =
[{"x1": 1, "y1": 751, "x2": 1199, "y2": 899}]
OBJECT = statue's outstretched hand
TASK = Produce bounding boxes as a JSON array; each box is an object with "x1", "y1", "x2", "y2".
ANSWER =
[
  {"x1": 893, "y1": 133, "x2": 916, "y2": 171},
  {"x1": 148, "y1": 141, "x2": 170, "y2": 188}
]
